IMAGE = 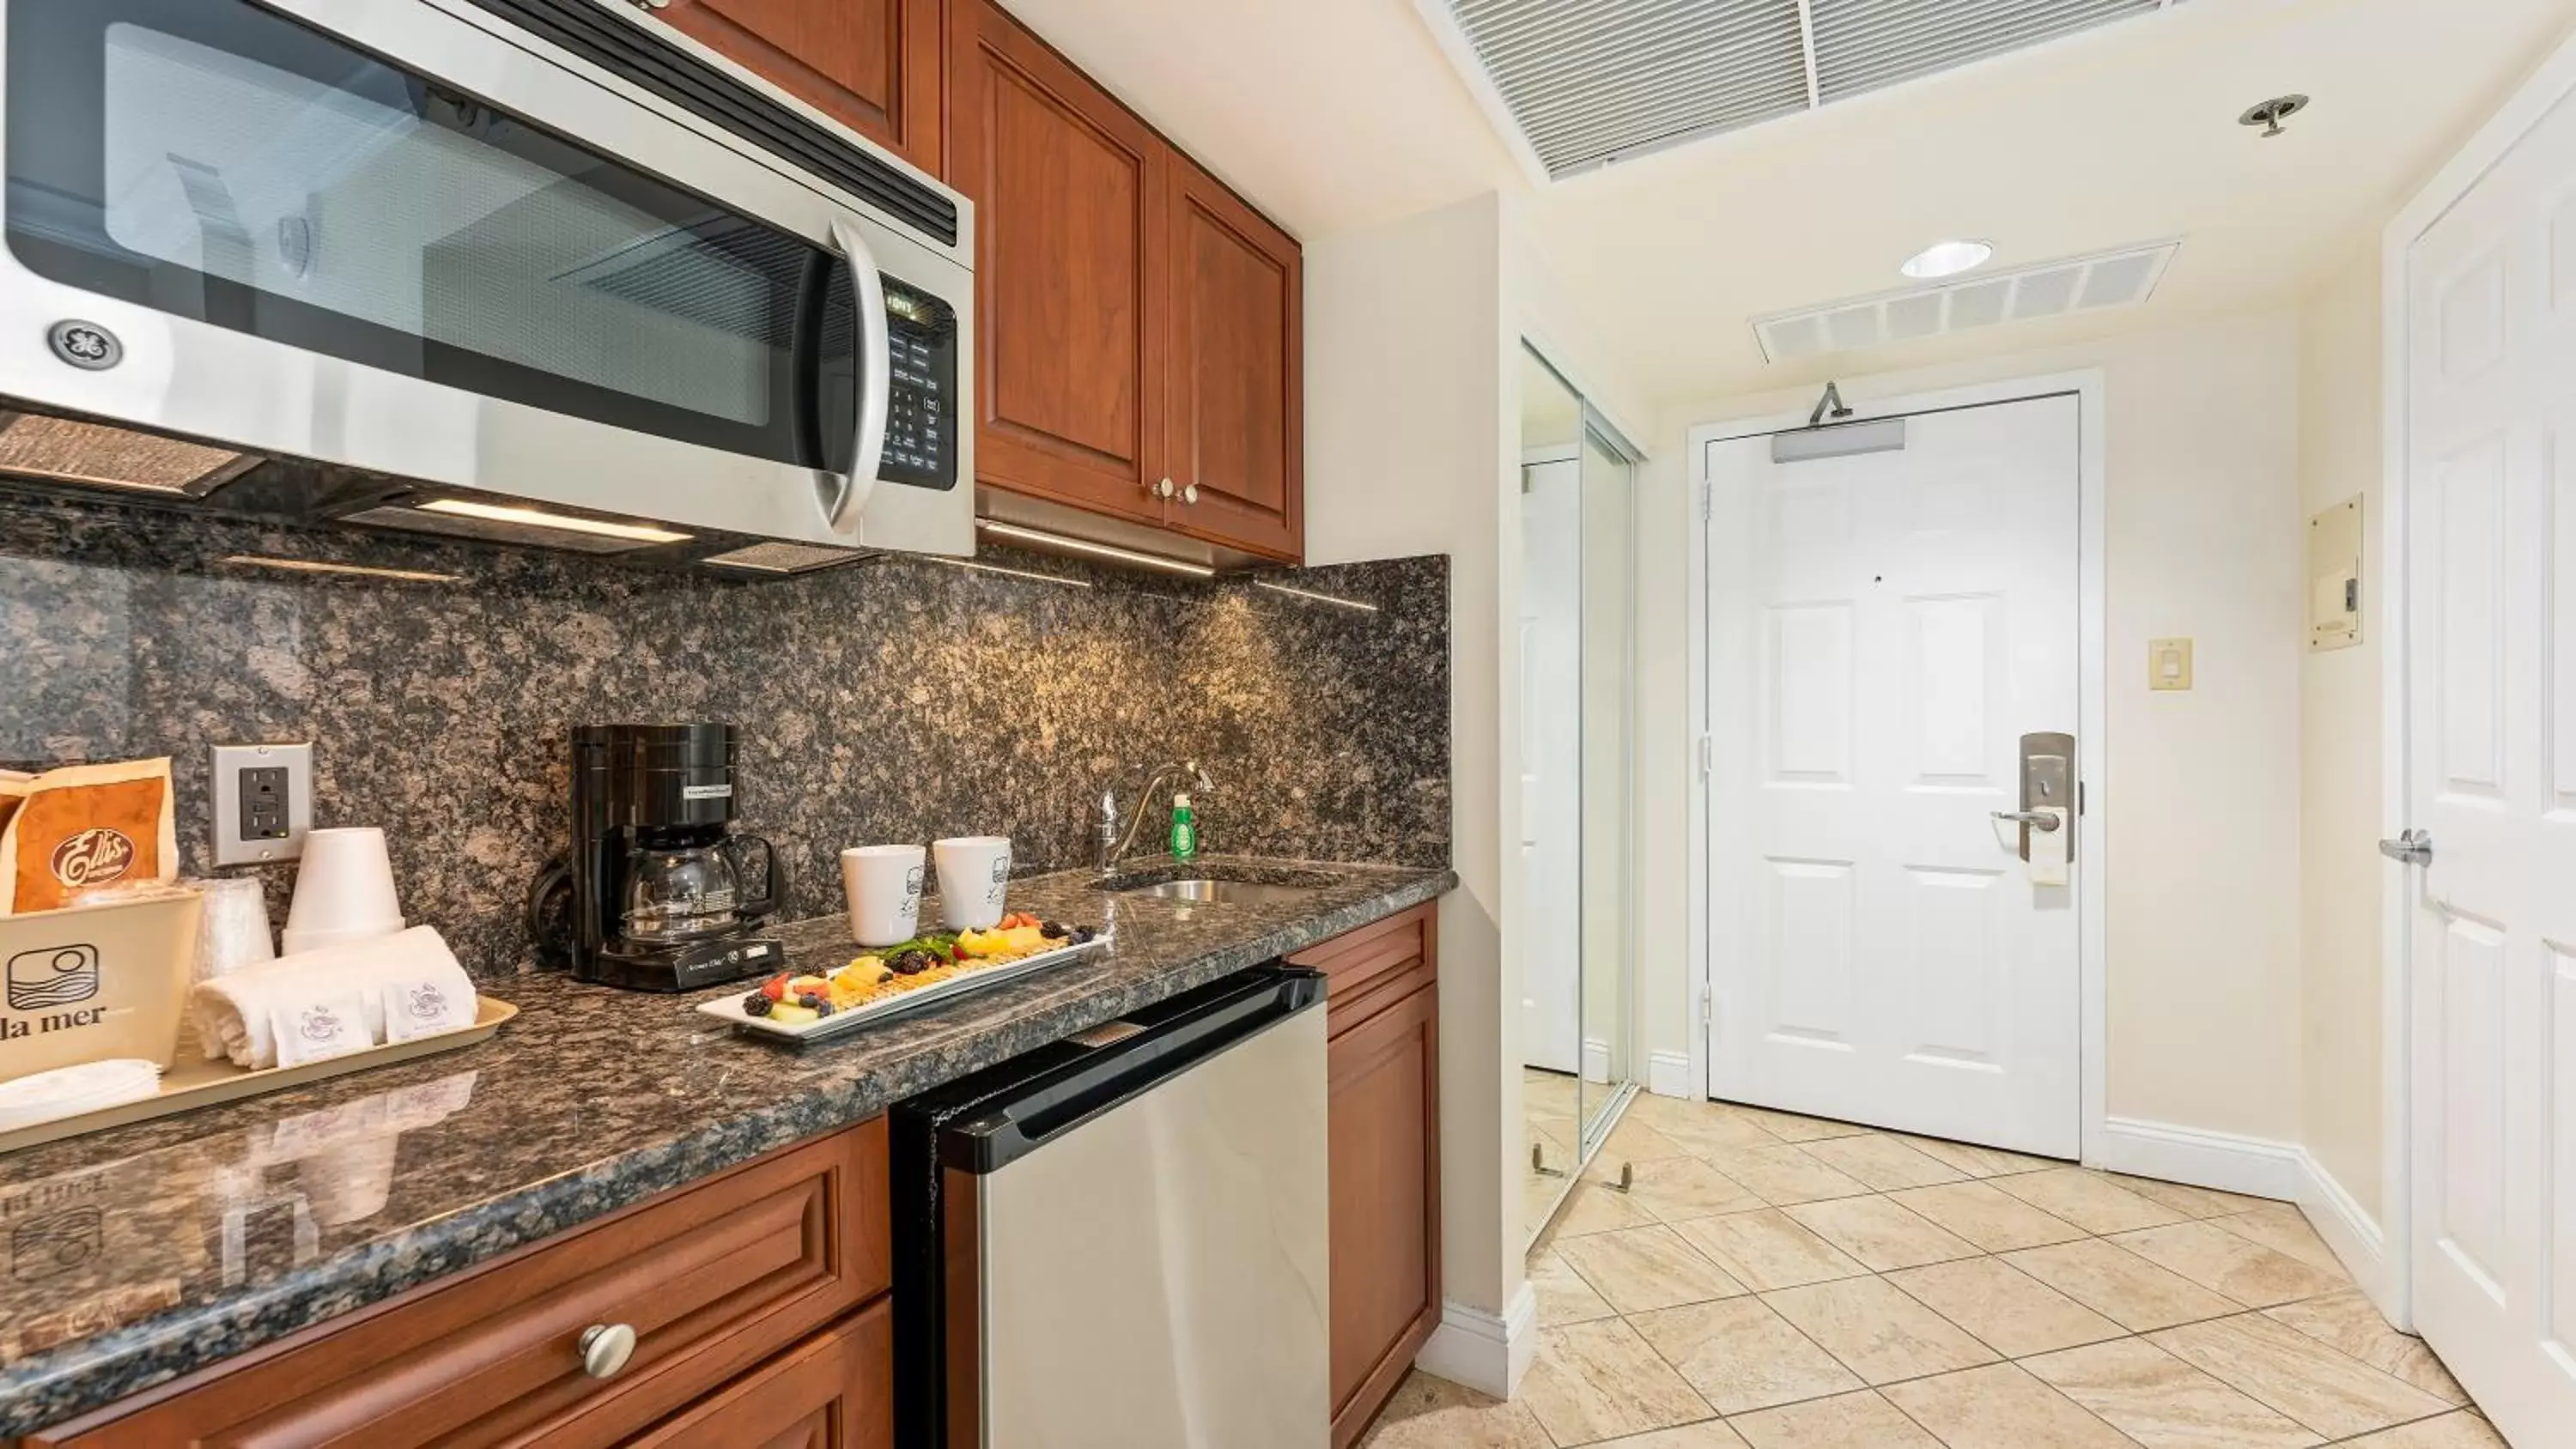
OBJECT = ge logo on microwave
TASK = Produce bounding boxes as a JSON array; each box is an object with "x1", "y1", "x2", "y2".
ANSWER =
[
  {"x1": 7, "y1": 945, "x2": 102, "y2": 1011},
  {"x1": 46, "y1": 320, "x2": 121, "y2": 371}
]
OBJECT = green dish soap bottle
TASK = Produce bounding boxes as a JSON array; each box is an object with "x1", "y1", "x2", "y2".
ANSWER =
[{"x1": 1170, "y1": 791, "x2": 1198, "y2": 862}]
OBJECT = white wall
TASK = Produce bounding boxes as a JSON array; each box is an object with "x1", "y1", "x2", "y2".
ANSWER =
[
  {"x1": 1303, "y1": 193, "x2": 1651, "y2": 1393},
  {"x1": 1303, "y1": 192, "x2": 1522, "y2": 1383},
  {"x1": 2296, "y1": 246, "x2": 2387, "y2": 1218},
  {"x1": 1637, "y1": 312, "x2": 2310, "y2": 1147}
]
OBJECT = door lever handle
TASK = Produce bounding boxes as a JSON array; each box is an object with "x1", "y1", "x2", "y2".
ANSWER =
[
  {"x1": 2379, "y1": 829, "x2": 2433, "y2": 866},
  {"x1": 1991, "y1": 809, "x2": 2062, "y2": 833}
]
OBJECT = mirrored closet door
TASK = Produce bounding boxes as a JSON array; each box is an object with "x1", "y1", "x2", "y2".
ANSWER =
[{"x1": 1518, "y1": 342, "x2": 1641, "y2": 1246}]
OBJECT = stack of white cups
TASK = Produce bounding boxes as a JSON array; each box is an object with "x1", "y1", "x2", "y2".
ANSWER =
[{"x1": 280, "y1": 828, "x2": 406, "y2": 956}]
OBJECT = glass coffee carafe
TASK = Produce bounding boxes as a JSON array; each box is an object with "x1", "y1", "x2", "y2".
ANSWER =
[{"x1": 618, "y1": 827, "x2": 781, "y2": 947}]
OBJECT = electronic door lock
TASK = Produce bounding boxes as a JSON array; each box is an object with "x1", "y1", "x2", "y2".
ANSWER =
[{"x1": 2008, "y1": 732, "x2": 2075, "y2": 881}]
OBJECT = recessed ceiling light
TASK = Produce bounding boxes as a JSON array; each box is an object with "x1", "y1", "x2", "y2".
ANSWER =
[{"x1": 1899, "y1": 239, "x2": 1994, "y2": 280}]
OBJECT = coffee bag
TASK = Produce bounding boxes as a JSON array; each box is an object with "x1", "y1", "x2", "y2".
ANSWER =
[{"x1": 0, "y1": 759, "x2": 179, "y2": 915}]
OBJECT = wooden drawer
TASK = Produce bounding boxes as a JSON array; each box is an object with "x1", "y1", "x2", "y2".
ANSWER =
[
  {"x1": 628, "y1": 1301, "x2": 892, "y2": 1449},
  {"x1": 1287, "y1": 903, "x2": 1435, "y2": 1034},
  {"x1": 33, "y1": 1120, "x2": 889, "y2": 1449}
]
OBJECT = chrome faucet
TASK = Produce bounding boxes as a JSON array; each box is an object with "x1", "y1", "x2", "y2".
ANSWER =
[{"x1": 1097, "y1": 760, "x2": 1212, "y2": 871}]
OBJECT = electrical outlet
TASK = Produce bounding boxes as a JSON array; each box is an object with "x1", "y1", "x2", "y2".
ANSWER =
[{"x1": 212, "y1": 743, "x2": 313, "y2": 864}]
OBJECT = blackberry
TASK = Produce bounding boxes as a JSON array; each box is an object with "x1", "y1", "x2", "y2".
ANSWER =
[
  {"x1": 742, "y1": 991, "x2": 772, "y2": 1016},
  {"x1": 1040, "y1": 920, "x2": 1070, "y2": 940}
]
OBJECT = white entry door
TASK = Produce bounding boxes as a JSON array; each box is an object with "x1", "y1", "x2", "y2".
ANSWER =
[
  {"x1": 1706, "y1": 394, "x2": 2081, "y2": 1158},
  {"x1": 2402, "y1": 74, "x2": 2576, "y2": 1443},
  {"x1": 1522, "y1": 456, "x2": 1582, "y2": 1075}
]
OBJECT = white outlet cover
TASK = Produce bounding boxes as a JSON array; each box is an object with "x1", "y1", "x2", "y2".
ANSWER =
[{"x1": 211, "y1": 742, "x2": 314, "y2": 865}]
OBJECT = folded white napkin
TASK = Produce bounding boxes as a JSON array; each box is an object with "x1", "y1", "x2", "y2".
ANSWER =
[{"x1": 187, "y1": 925, "x2": 473, "y2": 1070}]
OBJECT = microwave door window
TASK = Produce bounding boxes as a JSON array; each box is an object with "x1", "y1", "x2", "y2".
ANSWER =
[{"x1": 4, "y1": 0, "x2": 860, "y2": 474}]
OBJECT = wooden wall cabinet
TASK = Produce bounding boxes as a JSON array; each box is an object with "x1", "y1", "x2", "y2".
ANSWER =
[
  {"x1": 28, "y1": 1121, "x2": 894, "y2": 1449},
  {"x1": 1289, "y1": 903, "x2": 1442, "y2": 1449},
  {"x1": 657, "y1": 0, "x2": 945, "y2": 177},
  {"x1": 951, "y1": 0, "x2": 1305, "y2": 562}
]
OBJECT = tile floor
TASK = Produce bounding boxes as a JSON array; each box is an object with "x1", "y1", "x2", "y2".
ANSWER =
[{"x1": 1364, "y1": 1094, "x2": 2503, "y2": 1449}]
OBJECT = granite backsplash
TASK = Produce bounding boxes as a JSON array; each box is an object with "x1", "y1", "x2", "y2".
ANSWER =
[{"x1": 0, "y1": 493, "x2": 1449, "y2": 977}]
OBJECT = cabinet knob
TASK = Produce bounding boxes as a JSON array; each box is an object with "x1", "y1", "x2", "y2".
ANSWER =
[
  {"x1": 1182, "y1": 483, "x2": 1200, "y2": 505},
  {"x1": 631, "y1": 0, "x2": 671, "y2": 9},
  {"x1": 1154, "y1": 477, "x2": 1176, "y2": 499},
  {"x1": 579, "y1": 1322, "x2": 638, "y2": 1379}
]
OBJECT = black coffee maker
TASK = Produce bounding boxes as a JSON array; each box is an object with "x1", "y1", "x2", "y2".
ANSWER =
[{"x1": 530, "y1": 723, "x2": 787, "y2": 991}]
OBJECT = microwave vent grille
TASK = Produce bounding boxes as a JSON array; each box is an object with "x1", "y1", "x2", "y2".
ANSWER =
[
  {"x1": 0, "y1": 413, "x2": 257, "y2": 496},
  {"x1": 700, "y1": 542, "x2": 867, "y2": 573},
  {"x1": 457, "y1": 0, "x2": 960, "y2": 248}
]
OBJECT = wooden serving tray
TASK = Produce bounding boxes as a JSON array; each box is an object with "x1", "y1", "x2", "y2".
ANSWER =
[{"x1": 0, "y1": 997, "x2": 516, "y2": 1155}]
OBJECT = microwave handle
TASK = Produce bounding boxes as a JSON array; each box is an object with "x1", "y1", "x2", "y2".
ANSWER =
[{"x1": 825, "y1": 218, "x2": 892, "y2": 534}]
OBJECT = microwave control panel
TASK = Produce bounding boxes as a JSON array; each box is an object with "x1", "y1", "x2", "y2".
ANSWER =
[{"x1": 880, "y1": 279, "x2": 957, "y2": 491}]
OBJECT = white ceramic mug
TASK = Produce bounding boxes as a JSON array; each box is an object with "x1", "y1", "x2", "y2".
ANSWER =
[
  {"x1": 841, "y1": 845, "x2": 927, "y2": 947},
  {"x1": 933, "y1": 836, "x2": 1012, "y2": 931},
  {"x1": 281, "y1": 828, "x2": 404, "y2": 956}
]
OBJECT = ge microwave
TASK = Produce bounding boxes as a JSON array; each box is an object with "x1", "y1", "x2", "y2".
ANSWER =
[{"x1": 0, "y1": 0, "x2": 972, "y2": 570}]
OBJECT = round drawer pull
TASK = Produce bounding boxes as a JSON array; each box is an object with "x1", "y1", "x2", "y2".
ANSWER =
[
  {"x1": 579, "y1": 1322, "x2": 637, "y2": 1379},
  {"x1": 1182, "y1": 483, "x2": 1200, "y2": 505}
]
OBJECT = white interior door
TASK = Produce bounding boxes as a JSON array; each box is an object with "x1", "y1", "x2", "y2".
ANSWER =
[
  {"x1": 1522, "y1": 456, "x2": 1582, "y2": 1076},
  {"x1": 2402, "y1": 77, "x2": 2576, "y2": 1444},
  {"x1": 1706, "y1": 395, "x2": 2081, "y2": 1158}
]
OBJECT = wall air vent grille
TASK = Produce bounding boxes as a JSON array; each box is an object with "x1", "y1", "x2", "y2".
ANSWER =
[
  {"x1": 1750, "y1": 240, "x2": 2180, "y2": 363},
  {"x1": 1443, "y1": 0, "x2": 2167, "y2": 177}
]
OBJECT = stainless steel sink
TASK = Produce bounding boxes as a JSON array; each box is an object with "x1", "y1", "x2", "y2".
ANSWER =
[{"x1": 1121, "y1": 878, "x2": 1321, "y2": 906}]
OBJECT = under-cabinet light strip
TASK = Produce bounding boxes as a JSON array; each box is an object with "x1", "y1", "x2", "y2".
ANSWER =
[
  {"x1": 972, "y1": 519, "x2": 1218, "y2": 578},
  {"x1": 926, "y1": 556, "x2": 1093, "y2": 589},
  {"x1": 219, "y1": 555, "x2": 461, "y2": 584},
  {"x1": 1252, "y1": 580, "x2": 1380, "y2": 614},
  {"x1": 418, "y1": 498, "x2": 690, "y2": 544}
]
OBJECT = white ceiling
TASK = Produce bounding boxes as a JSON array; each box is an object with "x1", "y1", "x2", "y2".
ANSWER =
[
  {"x1": 999, "y1": 0, "x2": 2576, "y2": 409},
  {"x1": 985, "y1": 0, "x2": 1522, "y2": 234},
  {"x1": 1519, "y1": 0, "x2": 2576, "y2": 404}
]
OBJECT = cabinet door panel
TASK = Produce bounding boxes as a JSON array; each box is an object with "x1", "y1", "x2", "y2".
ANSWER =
[
  {"x1": 1168, "y1": 160, "x2": 1302, "y2": 561},
  {"x1": 951, "y1": 0, "x2": 1165, "y2": 522},
  {"x1": 1326, "y1": 982, "x2": 1440, "y2": 1448},
  {"x1": 628, "y1": 1302, "x2": 892, "y2": 1449},
  {"x1": 32, "y1": 1124, "x2": 888, "y2": 1449},
  {"x1": 660, "y1": 0, "x2": 943, "y2": 175}
]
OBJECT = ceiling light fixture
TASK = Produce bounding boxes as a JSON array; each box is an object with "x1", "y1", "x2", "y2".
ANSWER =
[
  {"x1": 973, "y1": 519, "x2": 1218, "y2": 578},
  {"x1": 1252, "y1": 580, "x2": 1379, "y2": 614},
  {"x1": 219, "y1": 555, "x2": 460, "y2": 584},
  {"x1": 416, "y1": 498, "x2": 690, "y2": 545},
  {"x1": 1899, "y1": 239, "x2": 1994, "y2": 280}
]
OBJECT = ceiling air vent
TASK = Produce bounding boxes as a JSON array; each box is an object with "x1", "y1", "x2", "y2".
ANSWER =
[
  {"x1": 1751, "y1": 240, "x2": 2179, "y2": 362},
  {"x1": 1443, "y1": 0, "x2": 2170, "y2": 177}
]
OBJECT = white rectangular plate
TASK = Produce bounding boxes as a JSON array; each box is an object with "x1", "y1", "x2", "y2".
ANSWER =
[{"x1": 696, "y1": 936, "x2": 1108, "y2": 1044}]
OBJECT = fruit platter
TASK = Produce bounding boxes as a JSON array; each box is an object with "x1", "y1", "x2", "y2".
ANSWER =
[{"x1": 696, "y1": 913, "x2": 1106, "y2": 1043}]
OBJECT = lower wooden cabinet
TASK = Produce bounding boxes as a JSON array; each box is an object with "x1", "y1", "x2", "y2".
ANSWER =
[
  {"x1": 1291, "y1": 902, "x2": 1442, "y2": 1449},
  {"x1": 628, "y1": 1301, "x2": 892, "y2": 1449},
  {"x1": 27, "y1": 1121, "x2": 891, "y2": 1449}
]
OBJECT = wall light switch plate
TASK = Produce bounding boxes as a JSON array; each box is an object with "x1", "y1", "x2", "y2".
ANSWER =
[
  {"x1": 212, "y1": 743, "x2": 313, "y2": 864},
  {"x1": 2149, "y1": 638, "x2": 2194, "y2": 692}
]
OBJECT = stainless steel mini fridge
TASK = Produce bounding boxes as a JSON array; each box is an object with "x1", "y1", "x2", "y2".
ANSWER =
[{"x1": 891, "y1": 966, "x2": 1329, "y2": 1448}]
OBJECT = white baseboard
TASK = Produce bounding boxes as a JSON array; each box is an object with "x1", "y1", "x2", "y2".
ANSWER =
[
  {"x1": 1415, "y1": 1282, "x2": 1539, "y2": 1398},
  {"x1": 2092, "y1": 1117, "x2": 2306, "y2": 1200},
  {"x1": 1581, "y1": 1037, "x2": 1611, "y2": 1084},
  {"x1": 1648, "y1": 1050, "x2": 1693, "y2": 1098},
  {"x1": 2296, "y1": 1148, "x2": 2391, "y2": 1313}
]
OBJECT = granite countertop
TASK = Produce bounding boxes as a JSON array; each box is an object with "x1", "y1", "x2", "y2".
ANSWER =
[{"x1": 0, "y1": 855, "x2": 1453, "y2": 1438}]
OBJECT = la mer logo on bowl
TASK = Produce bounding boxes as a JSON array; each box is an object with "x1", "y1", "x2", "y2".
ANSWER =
[
  {"x1": 46, "y1": 828, "x2": 135, "y2": 891},
  {"x1": 6, "y1": 945, "x2": 101, "y2": 1011}
]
